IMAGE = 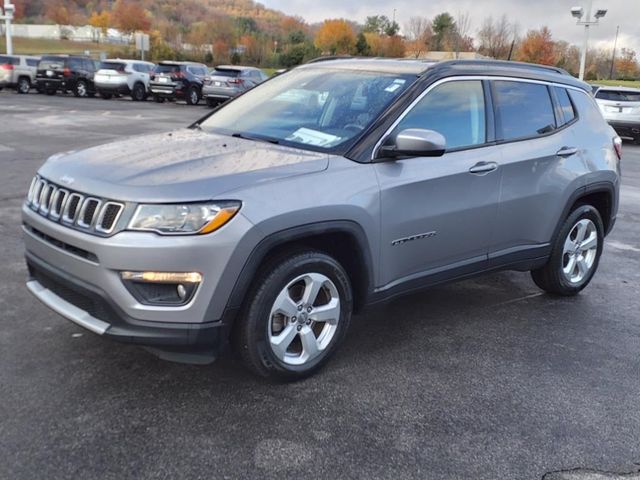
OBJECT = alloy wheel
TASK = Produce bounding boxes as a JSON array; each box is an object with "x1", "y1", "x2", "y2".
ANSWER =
[{"x1": 562, "y1": 218, "x2": 598, "y2": 284}]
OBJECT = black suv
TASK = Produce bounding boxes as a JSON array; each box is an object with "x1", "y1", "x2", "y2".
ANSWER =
[
  {"x1": 35, "y1": 55, "x2": 97, "y2": 97},
  {"x1": 149, "y1": 61, "x2": 208, "y2": 105}
]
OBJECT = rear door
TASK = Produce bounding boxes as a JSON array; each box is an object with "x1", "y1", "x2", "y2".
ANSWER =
[
  {"x1": 489, "y1": 80, "x2": 586, "y2": 259},
  {"x1": 375, "y1": 79, "x2": 502, "y2": 287}
]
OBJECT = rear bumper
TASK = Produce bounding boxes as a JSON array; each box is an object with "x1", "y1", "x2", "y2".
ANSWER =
[
  {"x1": 608, "y1": 121, "x2": 640, "y2": 140},
  {"x1": 202, "y1": 86, "x2": 240, "y2": 100},
  {"x1": 96, "y1": 83, "x2": 131, "y2": 95},
  {"x1": 26, "y1": 252, "x2": 230, "y2": 362},
  {"x1": 149, "y1": 83, "x2": 183, "y2": 99}
]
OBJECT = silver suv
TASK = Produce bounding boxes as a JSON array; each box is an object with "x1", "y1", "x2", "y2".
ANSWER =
[
  {"x1": 23, "y1": 59, "x2": 621, "y2": 380},
  {"x1": 593, "y1": 85, "x2": 640, "y2": 144},
  {"x1": 0, "y1": 54, "x2": 40, "y2": 94}
]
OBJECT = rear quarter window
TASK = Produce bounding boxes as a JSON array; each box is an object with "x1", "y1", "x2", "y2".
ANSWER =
[
  {"x1": 26, "y1": 59, "x2": 39, "y2": 67},
  {"x1": 554, "y1": 87, "x2": 577, "y2": 125},
  {"x1": 493, "y1": 80, "x2": 557, "y2": 140}
]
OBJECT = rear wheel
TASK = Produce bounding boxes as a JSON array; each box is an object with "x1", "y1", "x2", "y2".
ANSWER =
[
  {"x1": 236, "y1": 250, "x2": 353, "y2": 380},
  {"x1": 131, "y1": 82, "x2": 146, "y2": 101},
  {"x1": 531, "y1": 205, "x2": 604, "y2": 296},
  {"x1": 74, "y1": 80, "x2": 88, "y2": 98},
  {"x1": 186, "y1": 86, "x2": 200, "y2": 105},
  {"x1": 17, "y1": 77, "x2": 31, "y2": 94}
]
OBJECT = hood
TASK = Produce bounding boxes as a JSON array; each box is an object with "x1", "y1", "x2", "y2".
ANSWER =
[{"x1": 38, "y1": 129, "x2": 329, "y2": 202}]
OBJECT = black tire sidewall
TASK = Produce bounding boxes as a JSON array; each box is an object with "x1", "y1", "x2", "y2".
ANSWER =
[
  {"x1": 18, "y1": 78, "x2": 30, "y2": 94},
  {"x1": 243, "y1": 252, "x2": 353, "y2": 379},
  {"x1": 550, "y1": 205, "x2": 604, "y2": 294},
  {"x1": 132, "y1": 83, "x2": 145, "y2": 101},
  {"x1": 186, "y1": 86, "x2": 199, "y2": 105}
]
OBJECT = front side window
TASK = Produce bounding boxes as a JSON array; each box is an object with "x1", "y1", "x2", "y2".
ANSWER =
[
  {"x1": 199, "y1": 67, "x2": 415, "y2": 152},
  {"x1": 493, "y1": 80, "x2": 556, "y2": 141},
  {"x1": 392, "y1": 80, "x2": 486, "y2": 150}
]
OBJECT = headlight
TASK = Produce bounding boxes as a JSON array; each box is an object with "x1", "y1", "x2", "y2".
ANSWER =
[{"x1": 128, "y1": 201, "x2": 241, "y2": 235}]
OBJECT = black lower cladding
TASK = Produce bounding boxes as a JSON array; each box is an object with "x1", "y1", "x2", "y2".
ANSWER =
[
  {"x1": 609, "y1": 121, "x2": 640, "y2": 139},
  {"x1": 25, "y1": 252, "x2": 228, "y2": 352}
]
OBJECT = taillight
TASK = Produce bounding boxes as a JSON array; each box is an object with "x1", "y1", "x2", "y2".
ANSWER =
[
  {"x1": 63, "y1": 67, "x2": 72, "y2": 77},
  {"x1": 1, "y1": 63, "x2": 14, "y2": 70},
  {"x1": 229, "y1": 78, "x2": 243, "y2": 85},
  {"x1": 613, "y1": 136, "x2": 622, "y2": 161},
  {"x1": 172, "y1": 71, "x2": 185, "y2": 80}
]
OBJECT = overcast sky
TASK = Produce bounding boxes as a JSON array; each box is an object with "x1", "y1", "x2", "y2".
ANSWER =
[{"x1": 264, "y1": 0, "x2": 640, "y2": 52}]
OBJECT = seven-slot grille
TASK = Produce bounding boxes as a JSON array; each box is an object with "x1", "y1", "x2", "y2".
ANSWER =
[{"x1": 26, "y1": 176, "x2": 124, "y2": 234}]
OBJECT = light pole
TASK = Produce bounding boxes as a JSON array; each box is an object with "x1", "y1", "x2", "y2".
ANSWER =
[
  {"x1": 609, "y1": 25, "x2": 619, "y2": 80},
  {"x1": 0, "y1": 0, "x2": 15, "y2": 55},
  {"x1": 571, "y1": 0, "x2": 607, "y2": 80}
]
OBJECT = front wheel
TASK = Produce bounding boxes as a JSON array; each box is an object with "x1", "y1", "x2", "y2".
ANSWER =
[
  {"x1": 531, "y1": 205, "x2": 604, "y2": 296},
  {"x1": 236, "y1": 250, "x2": 353, "y2": 380},
  {"x1": 131, "y1": 82, "x2": 146, "y2": 101}
]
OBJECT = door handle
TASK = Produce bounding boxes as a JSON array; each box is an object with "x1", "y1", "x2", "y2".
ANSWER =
[
  {"x1": 469, "y1": 161, "x2": 498, "y2": 175},
  {"x1": 556, "y1": 147, "x2": 578, "y2": 157}
]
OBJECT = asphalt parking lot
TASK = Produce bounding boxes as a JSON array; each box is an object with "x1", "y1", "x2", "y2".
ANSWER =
[{"x1": 1, "y1": 91, "x2": 640, "y2": 480}]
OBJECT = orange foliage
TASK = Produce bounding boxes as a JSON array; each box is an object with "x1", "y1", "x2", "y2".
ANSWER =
[
  {"x1": 516, "y1": 27, "x2": 556, "y2": 65},
  {"x1": 111, "y1": 0, "x2": 151, "y2": 33},
  {"x1": 314, "y1": 19, "x2": 356, "y2": 55}
]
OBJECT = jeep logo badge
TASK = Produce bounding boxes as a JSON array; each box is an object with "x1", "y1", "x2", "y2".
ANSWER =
[{"x1": 60, "y1": 175, "x2": 75, "y2": 186}]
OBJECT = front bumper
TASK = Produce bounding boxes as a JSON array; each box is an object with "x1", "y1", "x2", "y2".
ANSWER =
[{"x1": 607, "y1": 121, "x2": 640, "y2": 140}]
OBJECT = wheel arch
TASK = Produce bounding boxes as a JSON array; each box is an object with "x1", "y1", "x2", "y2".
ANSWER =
[{"x1": 219, "y1": 221, "x2": 375, "y2": 326}]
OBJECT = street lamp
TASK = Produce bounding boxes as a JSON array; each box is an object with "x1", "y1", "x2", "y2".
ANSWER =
[
  {"x1": 571, "y1": 0, "x2": 607, "y2": 81},
  {"x1": 0, "y1": 0, "x2": 15, "y2": 55}
]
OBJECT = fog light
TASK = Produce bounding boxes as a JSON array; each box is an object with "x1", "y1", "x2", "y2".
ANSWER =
[{"x1": 120, "y1": 271, "x2": 201, "y2": 306}]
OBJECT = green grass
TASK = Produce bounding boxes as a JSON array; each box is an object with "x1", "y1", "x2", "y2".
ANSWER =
[
  {"x1": 0, "y1": 37, "x2": 125, "y2": 57},
  {"x1": 589, "y1": 79, "x2": 640, "y2": 89}
]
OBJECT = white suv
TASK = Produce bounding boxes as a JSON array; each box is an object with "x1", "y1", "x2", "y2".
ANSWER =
[
  {"x1": 94, "y1": 59, "x2": 155, "y2": 102},
  {"x1": 593, "y1": 85, "x2": 640, "y2": 144}
]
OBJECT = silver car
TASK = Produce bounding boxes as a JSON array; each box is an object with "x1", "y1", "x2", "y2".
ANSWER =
[
  {"x1": 593, "y1": 85, "x2": 640, "y2": 144},
  {"x1": 23, "y1": 59, "x2": 621, "y2": 380},
  {"x1": 0, "y1": 54, "x2": 40, "y2": 94},
  {"x1": 202, "y1": 65, "x2": 268, "y2": 107}
]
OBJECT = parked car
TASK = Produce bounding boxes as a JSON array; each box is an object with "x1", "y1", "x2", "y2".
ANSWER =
[
  {"x1": 149, "y1": 61, "x2": 208, "y2": 105},
  {"x1": 203, "y1": 66, "x2": 269, "y2": 107},
  {"x1": 22, "y1": 59, "x2": 621, "y2": 380},
  {"x1": 593, "y1": 85, "x2": 640, "y2": 144},
  {"x1": 35, "y1": 55, "x2": 97, "y2": 97},
  {"x1": 0, "y1": 54, "x2": 40, "y2": 94},
  {"x1": 94, "y1": 59, "x2": 155, "y2": 101}
]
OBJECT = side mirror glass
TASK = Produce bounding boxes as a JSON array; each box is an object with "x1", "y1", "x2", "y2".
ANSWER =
[{"x1": 378, "y1": 128, "x2": 446, "y2": 159}]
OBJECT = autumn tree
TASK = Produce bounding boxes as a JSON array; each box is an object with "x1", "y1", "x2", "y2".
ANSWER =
[
  {"x1": 404, "y1": 16, "x2": 432, "y2": 58},
  {"x1": 314, "y1": 19, "x2": 355, "y2": 55},
  {"x1": 111, "y1": 0, "x2": 151, "y2": 34},
  {"x1": 516, "y1": 26, "x2": 556, "y2": 65},
  {"x1": 615, "y1": 48, "x2": 639, "y2": 79},
  {"x1": 89, "y1": 11, "x2": 111, "y2": 37},
  {"x1": 44, "y1": 0, "x2": 73, "y2": 25}
]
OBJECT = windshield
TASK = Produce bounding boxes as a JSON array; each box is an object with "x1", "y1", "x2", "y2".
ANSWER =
[{"x1": 199, "y1": 67, "x2": 415, "y2": 152}]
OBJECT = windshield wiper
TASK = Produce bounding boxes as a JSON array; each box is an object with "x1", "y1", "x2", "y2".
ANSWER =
[{"x1": 231, "y1": 132, "x2": 280, "y2": 145}]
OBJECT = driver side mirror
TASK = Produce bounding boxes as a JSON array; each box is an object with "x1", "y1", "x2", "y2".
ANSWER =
[{"x1": 378, "y1": 128, "x2": 446, "y2": 159}]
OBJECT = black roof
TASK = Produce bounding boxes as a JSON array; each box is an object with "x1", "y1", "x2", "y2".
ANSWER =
[{"x1": 301, "y1": 57, "x2": 590, "y2": 91}]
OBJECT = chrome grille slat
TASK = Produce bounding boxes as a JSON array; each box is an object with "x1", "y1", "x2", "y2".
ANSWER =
[{"x1": 26, "y1": 175, "x2": 124, "y2": 235}]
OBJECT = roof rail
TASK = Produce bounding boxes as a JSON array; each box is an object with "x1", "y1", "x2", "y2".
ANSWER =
[
  {"x1": 442, "y1": 59, "x2": 570, "y2": 76},
  {"x1": 306, "y1": 55, "x2": 354, "y2": 64}
]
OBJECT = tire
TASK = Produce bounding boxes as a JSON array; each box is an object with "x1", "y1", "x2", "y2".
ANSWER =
[
  {"x1": 186, "y1": 86, "x2": 200, "y2": 105},
  {"x1": 206, "y1": 97, "x2": 217, "y2": 108},
  {"x1": 131, "y1": 82, "x2": 146, "y2": 102},
  {"x1": 99, "y1": 91, "x2": 113, "y2": 100},
  {"x1": 531, "y1": 205, "x2": 604, "y2": 296},
  {"x1": 74, "y1": 80, "x2": 88, "y2": 98},
  {"x1": 236, "y1": 250, "x2": 353, "y2": 380},
  {"x1": 17, "y1": 77, "x2": 31, "y2": 94},
  {"x1": 153, "y1": 94, "x2": 165, "y2": 103}
]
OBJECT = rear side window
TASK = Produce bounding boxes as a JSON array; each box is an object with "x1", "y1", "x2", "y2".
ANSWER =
[
  {"x1": 493, "y1": 81, "x2": 556, "y2": 140},
  {"x1": 596, "y1": 89, "x2": 640, "y2": 102},
  {"x1": 0, "y1": 55, "x2": 17, "y2": 65},
  {"x1": 554, "y1": 87, "x2": 576, "y2": 125},
  {"x1": 68, "y1": 58, "x2": 82, "y2": 70},
  {"x1": 26, "y1": 59, "x2": 39, "y2": 67},
  {"x1": 395, "y1": 80, "x2": 486, "y2": 150}
]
